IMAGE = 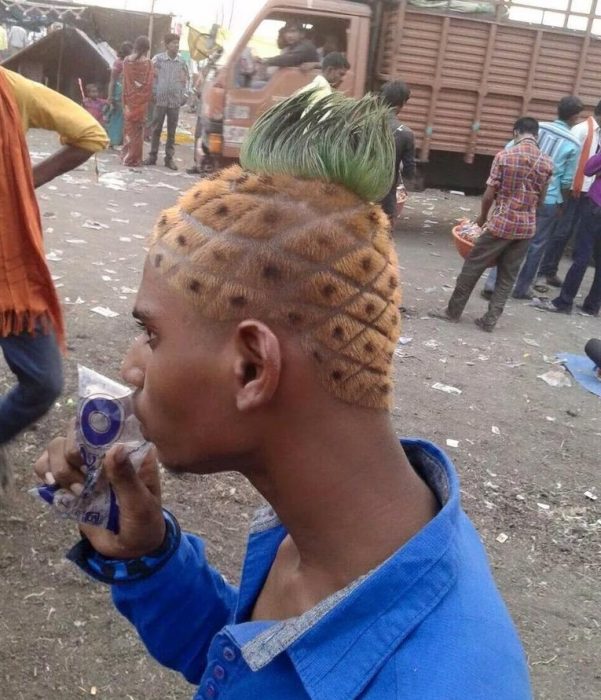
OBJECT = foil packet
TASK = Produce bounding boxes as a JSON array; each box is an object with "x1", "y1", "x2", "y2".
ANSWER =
[{"x1": 32, "y1": 366, "x2": 150, "y2": 533}]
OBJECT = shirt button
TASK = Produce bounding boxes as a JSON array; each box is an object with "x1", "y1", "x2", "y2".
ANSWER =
[
  {"x1": 222, "y1": 646, "x2": 237, "y2": 662},
  {"x1": 205, "y1": 681, "x2": 218, "y2": 699},
  {"x1": 213, "y1": 665, "x2": 226, "y2": 681}
]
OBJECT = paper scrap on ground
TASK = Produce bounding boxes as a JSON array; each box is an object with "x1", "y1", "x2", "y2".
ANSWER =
[
  {"x1": 538, "y1": 370, "x2": 572, "y2": 388},
  {"x1": 556, "y1": 353, "x2": 601, "y2": 398},
  {"x1": 523, "y1": 337, "x2": 540, "y2": 348},
  {"x1": 46, "y1": 250, "x2": 63, "y2": 262},
  {"x1": 91, "y1": 306, "x2": 119, "y2": 318},
  {"x1": 496, "y1": 533, "x2": 509, "y2": 544},
  {"x1": 432, "y1": 382, "x2": 462, "y2": 395},
  {"x1": 82, "y1": 220, "x2": 109, "y2": 230},
  {"x1": 491, "y1": 426, "x2": 501, "y2": 435},
  {"x1": 398, "y1": 337, "x2": 413, "y2": 346},
  {"x1": 446, "y1": 439, "x2": 459, "y2": 448}
]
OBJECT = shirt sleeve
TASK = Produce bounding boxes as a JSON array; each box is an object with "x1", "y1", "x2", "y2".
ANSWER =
[
  {"x1": 68, "y1": 511, "x2": 239, "y2": 686},
  {"x1": 486, "y1": 153, "x2": 503, "y2": 190},
  {"x1": 399, "y1": 128, "x2": 416, "y2": 180},
  {"x1": 560, "y1": 144, "x2": 579, "y2": 190},
  {"x1": 7, "y1": 70, "x2": 108, "y2": 152},
  {"x1": 584, "y1": 151, "x2": 601, "y2": 177},
  {"x1": 266, "y1": 42, "x2": 319, "y2": 67}
]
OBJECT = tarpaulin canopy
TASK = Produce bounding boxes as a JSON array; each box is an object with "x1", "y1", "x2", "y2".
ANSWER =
[
  {"x1": 1, "y1": 25, "x2": 115, "y2": 99},
  {"x1": 0, "y1": 1, "x2": 172, "y2": 53}
]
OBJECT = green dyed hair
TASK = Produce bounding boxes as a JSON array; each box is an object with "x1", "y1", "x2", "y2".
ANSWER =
[{"x1": 240, "y1": 90, "x2": 395, "y2": 202}]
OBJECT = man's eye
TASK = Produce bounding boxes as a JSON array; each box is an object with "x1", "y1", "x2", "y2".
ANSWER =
[{"x1": 135, "y1": 320, "x2": 157, "y2": 345}]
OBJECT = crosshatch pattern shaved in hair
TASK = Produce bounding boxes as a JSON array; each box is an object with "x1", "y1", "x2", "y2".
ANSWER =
[{"x1": 149, "y1": 166, "x2": 402, "y2": 410}]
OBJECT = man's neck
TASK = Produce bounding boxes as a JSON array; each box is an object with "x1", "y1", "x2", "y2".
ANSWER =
[{"x1": 248, "y1": 410, "x2": 439, "y2": 604}]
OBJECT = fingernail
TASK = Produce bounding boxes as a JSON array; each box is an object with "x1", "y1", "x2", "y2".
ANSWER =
[
  {"x1": 45, "y1": 472, "x2": 56, "y2": 486},
  {"x1": 70, "y1": 483, "x2": 84, "y2": 497}
]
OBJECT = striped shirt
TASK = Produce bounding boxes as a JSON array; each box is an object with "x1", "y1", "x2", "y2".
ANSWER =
[
  {"x1": 152, "y1": 52, "x2": 189, "y2": 109},
  {"x1": 537, "y1": 119, "x2": 581, "y2": 204},
  {"x1": 486, "y1": 137, "x2": 553, "y2": 240}
]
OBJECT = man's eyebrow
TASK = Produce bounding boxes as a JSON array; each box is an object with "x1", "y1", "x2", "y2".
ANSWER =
[{"x1": 132, "y1": 308, "x2": 152, "y2": 322}]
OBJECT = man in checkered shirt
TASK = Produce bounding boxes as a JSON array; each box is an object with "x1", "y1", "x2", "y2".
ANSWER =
[{"x1": 433, "y1": 117, "x2": 553, "y2": 332}]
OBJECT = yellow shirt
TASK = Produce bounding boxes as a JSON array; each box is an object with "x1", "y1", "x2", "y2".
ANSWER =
[{"x1": 2, "y1": 67, "x2": 108, "y2": 152}]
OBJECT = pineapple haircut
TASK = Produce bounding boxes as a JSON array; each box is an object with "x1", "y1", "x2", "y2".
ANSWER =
[{"x1": 149, "y1": 91, "x2": 402, "y2": 410}]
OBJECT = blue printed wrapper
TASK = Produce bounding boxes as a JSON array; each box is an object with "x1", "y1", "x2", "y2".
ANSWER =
[{"x1": 31, "y1": 366, "x2": 151, "y2": 533}]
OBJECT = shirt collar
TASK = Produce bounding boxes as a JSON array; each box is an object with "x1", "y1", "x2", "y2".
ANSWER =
[{"x1": 230, "y1": 439, "x2": 460, "y2": 699}]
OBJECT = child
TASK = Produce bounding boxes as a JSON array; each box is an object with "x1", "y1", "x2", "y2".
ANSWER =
[
  {"x1": 35, "y1": 92, "x2": 531, "y2": 699},
  {"x1": 83, "y1": 83, "x2": 108, "y2": 125}
]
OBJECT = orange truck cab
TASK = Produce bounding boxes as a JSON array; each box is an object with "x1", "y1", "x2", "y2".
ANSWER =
[{"x1": 200, "y1": 0, "x2": 601, "y2": 187}]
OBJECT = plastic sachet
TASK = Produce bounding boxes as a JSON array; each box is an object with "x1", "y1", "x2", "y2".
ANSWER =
[{"x1": 32, "y1": 365, "x2": 151, "y2": 533}]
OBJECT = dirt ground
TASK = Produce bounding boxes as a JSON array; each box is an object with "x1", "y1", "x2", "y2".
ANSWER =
[{"x1": 0, "y1": 131, "x2": 600, "y2": 700}]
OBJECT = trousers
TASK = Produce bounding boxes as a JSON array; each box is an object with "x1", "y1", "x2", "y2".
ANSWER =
[
  {"x1": 0, "y1": 327, "x2": 63, "y2": 444},
  {"x1": 447, "y1": 230, "x2": 530, "y2": 328},
  {"x1": 148, "y1": 105, "x2": 179, "y2": 162},
  {"x1": 553, "y1": 199, "x2": 601, "y2": 314}
]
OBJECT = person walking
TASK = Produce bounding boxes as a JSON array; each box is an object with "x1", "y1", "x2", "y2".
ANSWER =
[
  {"x1": 121, "y1": 36, "x2": 154, "y2": 168},
  {"x1": 0, "y1": 67, "x2": 107, "y2": 495},
  {"x1": 7, "y1": 24, "x2": 28, "y2": 55},
  {"x1": 106, "y1": 41, "x2": 133, "y2": 149},
  {"x1": 378, "y1": 80, "x2": 416, "y2": 224},
  {"x1": 143, "y1": 33, "x2": 189, "y2": 171},
  {"x1": 483, "y1": 97, "x2": 583, "y2": 299},
  {"x1": 432, "y1": 118, "x2": 552, "y2": 332},
  {"x1": 537, "y1": 100, "x2": 601, "y2": 287},
  {"x1": 536, "y1": 149, "x2": 601, "y2": 316}
]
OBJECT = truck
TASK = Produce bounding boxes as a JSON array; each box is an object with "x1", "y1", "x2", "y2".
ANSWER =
[{"x1": 200, "y1": 0, "x2": 601, "y2": 188}]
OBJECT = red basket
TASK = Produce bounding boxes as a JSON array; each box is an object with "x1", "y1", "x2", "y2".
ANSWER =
[{"x1": 452, "y1": 225, "x2": 496, "y2": 267}]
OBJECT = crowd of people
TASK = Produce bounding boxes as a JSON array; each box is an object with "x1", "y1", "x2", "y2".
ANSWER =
[
  {"x1": 434, "y1": 95, "x2": 601, "y2": 331},
  {"x1": 1, "y1": 18, "x2": 600, "y2": 700}
]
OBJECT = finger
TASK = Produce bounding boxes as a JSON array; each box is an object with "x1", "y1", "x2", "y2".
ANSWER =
[
  {"x1": 136, "y1": 445, "x2": 162, "y2": 499},
  {"x1": 46, "y1": 437, "x2": 85, "y2": 490},
  {"x1": 65, "y1": 417, "x2": 82, "y2": 465},
  {"x1": 103, "y1": 445, "x2": 157, "y2": 513}
]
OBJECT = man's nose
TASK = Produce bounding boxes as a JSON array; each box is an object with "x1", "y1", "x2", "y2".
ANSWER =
[{"x1": 121, "y1": 335, "x2": 146, "y2": 388}]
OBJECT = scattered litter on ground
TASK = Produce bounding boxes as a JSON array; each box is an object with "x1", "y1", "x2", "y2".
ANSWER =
[
  {"x1": 446, "y1": 439, "x2": 459, "y2": 448},
  {"x1": 398, "y1": 337, "x2": 413, "y2": 345},
  {"x1": 523, "y1": 337, "x2": 541, "y2": 348},
  {"x1": 496, "y1": 533, "x2": 509, "y2": 544},
  {"x1": 492, "y1": 426, "x2": 501, "y2": 435},
  {"x1": 432, "y1": 382, "x2": 462, "y2": 395},
  {"x1": 66, "y1": 238, "x2": 86, "y2": 244},
  {"x1": 424, "y1": 339, "x2": 440, "y2": 349},
  {"x1": 64, "y1": 296, "x2": 85, "y2": 305},
  {"x1": 584, "y1": 491, "x2": 598, "y2": 501},
  {"x1": 538, "y1": 370, "x2": 572, "y2": 388},
  {"x1": 537, "y1": 503, "x2": 551, "y2": 511},
  {"x1": 91, "y1": 306, "x2": 119, "y2": 318},
  {"x1": 82, "y1": 220, "x2": 109, "y2": 230}
]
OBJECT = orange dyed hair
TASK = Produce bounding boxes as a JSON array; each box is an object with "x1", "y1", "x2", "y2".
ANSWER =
[{"x1": 149, "y1": 166, "x2": 401, "y2": 410}]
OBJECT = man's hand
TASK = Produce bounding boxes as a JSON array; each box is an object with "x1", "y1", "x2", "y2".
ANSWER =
[
  {"x1": 34, "y1": 428, "x2": 166, "y2": 560},
  {"x1": 475, "y1": 215, "x2": 486, "y2": 228},
  {"x1": 33, "y1": 144, "x2": 94, "y2": 189}
]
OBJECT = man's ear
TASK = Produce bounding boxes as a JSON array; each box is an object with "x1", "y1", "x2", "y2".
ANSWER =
[{"x1": 233, "y1": 320, "x2": 282, "y2": 412}]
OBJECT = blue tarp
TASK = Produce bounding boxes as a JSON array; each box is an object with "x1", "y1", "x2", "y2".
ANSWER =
[{"x1": 558, "y1": 353, "x2": 601, "y2": 398}]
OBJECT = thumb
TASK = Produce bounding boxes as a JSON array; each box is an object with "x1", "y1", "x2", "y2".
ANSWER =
[{"x1": 104, "y1": 444, "x2": 154, "y2": 511}]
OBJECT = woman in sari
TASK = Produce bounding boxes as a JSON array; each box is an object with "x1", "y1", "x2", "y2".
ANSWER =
[
  {"x1": 106, "y1": 42, "x2": 132, "y2": 148},
  {"x1": 121, "y1": 36, "x2": 154, "y2": 167}
]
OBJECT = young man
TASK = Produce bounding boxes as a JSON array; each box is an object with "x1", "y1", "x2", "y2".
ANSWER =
[
  {"x1": 36, "y1": 93, "x2": 531, "y2": 698},
  {"x1": 144, "y1": 33, "x2": 189, "y2": 171},
  {"x1": 536, "y1": 149, "x2": 601, "y2": 316},
  {"x1": 0, "y1": 67, "x2": 107, "y2": 493},
  {"x1": 483, "y1": 97, "x2": 583, "y2": 299},
  {"x1": 262, "y1": 20, "x2": 319, "y2": 68},
  {"x1": 379, "y1": 80, "x2": 416, "y2": 224},
  {"x1": 298, "y1": 51, "x2": 350, "y2": 104},
  {"x1": 538, "y1": 100, "x2": 601, "y2": 287},
  {"x1": 433, "y1": 117, "x2": 552, "y2": 332}
]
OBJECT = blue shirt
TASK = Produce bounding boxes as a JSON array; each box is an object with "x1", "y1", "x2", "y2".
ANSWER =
[
  {"x1": 537, "y1": 119, "x2": 581, "y2": 204},
  {"x1": 70, "y1": 439, "x2": 532, "y2": 699}
]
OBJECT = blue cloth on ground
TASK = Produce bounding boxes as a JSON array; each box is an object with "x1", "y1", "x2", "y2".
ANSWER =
[{"x1": 558, "y1": 353, "x2": 601, "y2": 397}]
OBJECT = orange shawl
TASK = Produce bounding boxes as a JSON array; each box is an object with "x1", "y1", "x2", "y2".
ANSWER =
[{"x1": 0, "y1": 69, "x2": 65, "y2": 348}]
